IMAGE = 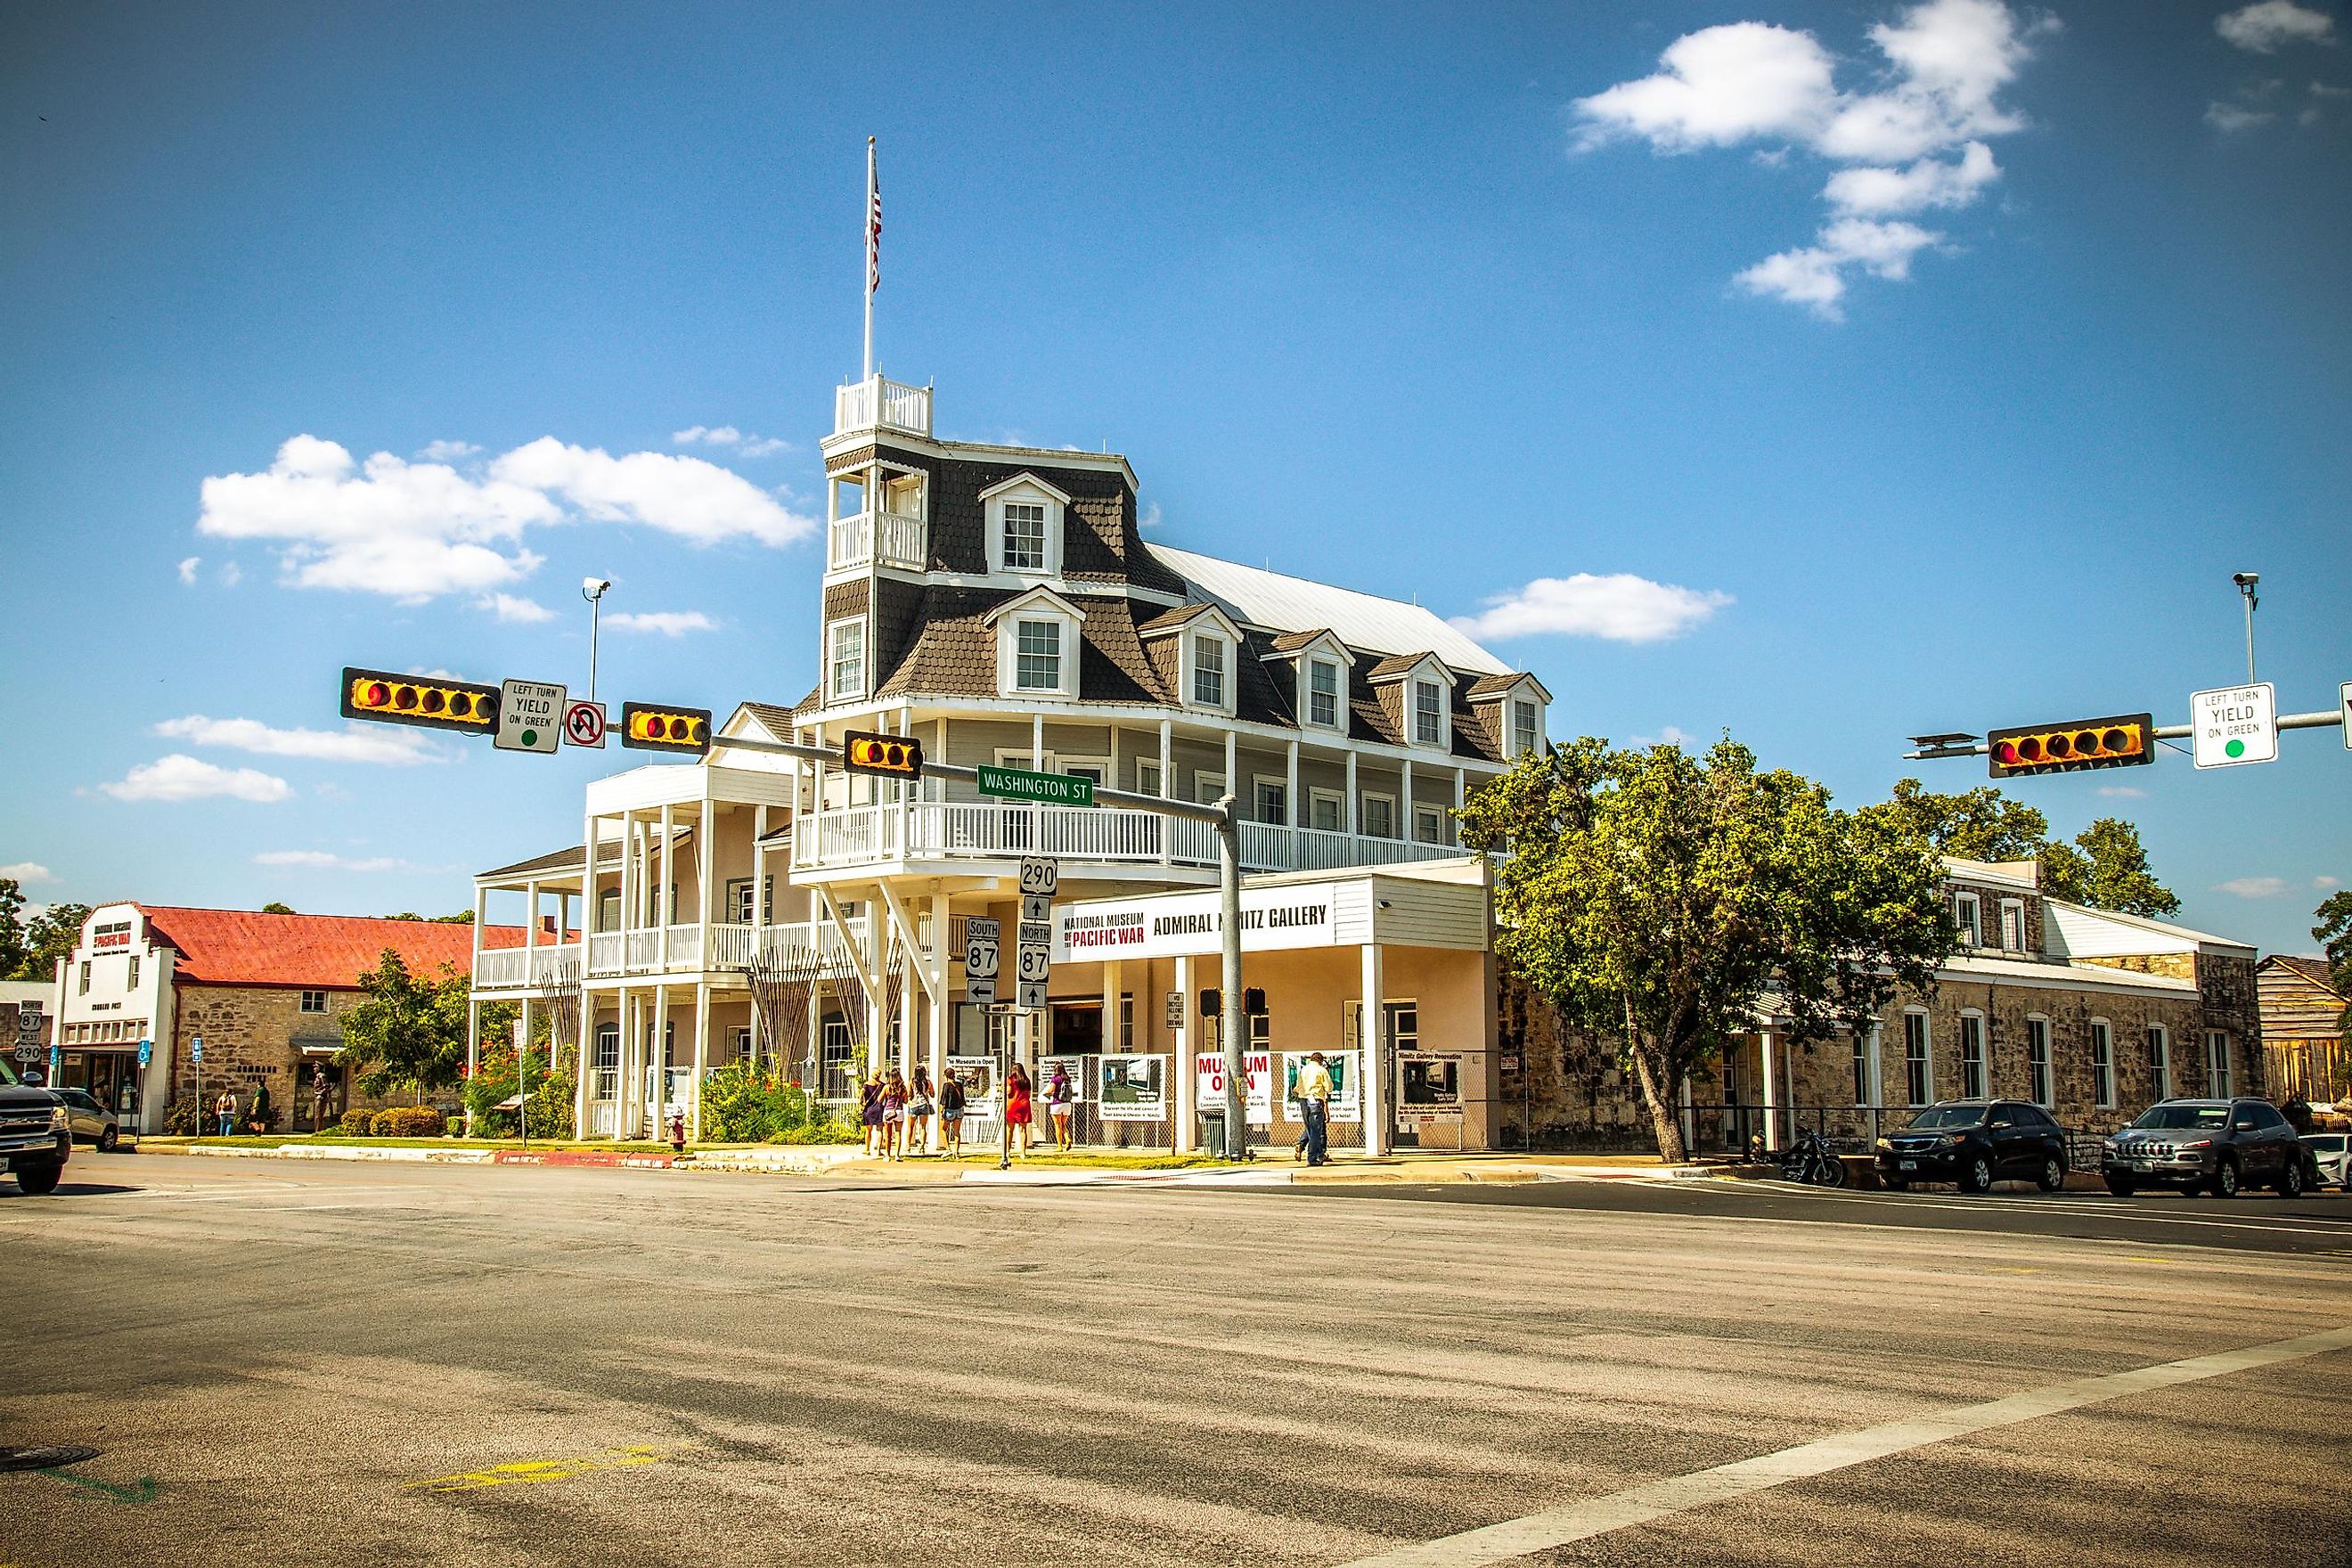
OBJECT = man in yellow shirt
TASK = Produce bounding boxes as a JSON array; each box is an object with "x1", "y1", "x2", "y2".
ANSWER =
[{"x1": 1294, "y1": 1051, "x2": 1334, "y2": 1166}]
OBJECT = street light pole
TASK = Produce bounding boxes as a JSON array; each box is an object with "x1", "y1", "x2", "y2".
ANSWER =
[
  {"x1": 1217, "y1": 796, "x2": 1246, "y2": 1160},
  {"x1": 2233, "y1": 571, "x2": 2259, "y2": 684},
  {"x1": 582, "y1": 578, "x2": 612, "y2": 702}
]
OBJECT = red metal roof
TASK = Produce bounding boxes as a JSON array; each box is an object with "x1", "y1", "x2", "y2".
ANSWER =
[{"x1": 136, "y1": 906, "x2": 543, "y2": 990}]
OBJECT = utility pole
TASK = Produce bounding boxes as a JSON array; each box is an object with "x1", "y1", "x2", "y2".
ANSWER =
[{"x1": 582, "y1": 577, "x2": 612, "y2": 702}]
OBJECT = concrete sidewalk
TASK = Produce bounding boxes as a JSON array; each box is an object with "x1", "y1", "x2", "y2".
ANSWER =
[{"x1": 128, "y1": 1139, "x2": 1719, "y2": 1186}]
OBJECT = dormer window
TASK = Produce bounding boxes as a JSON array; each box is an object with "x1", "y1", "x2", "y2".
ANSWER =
[
  {"x1": 982, "y1": 474, "x2": 1071, "y2": 577},
  {"x1": 1193, "y1": 633, "x2": 1227, "y2": 707},
  {"x1": 1307, "y1": 659, "x2": 1342, "y2": 730},
  {"x1": 1511, "y1": 698, "x2": 1539, "y2": 757},
  {"x1": 1413, "y1": 679, "x2": 1444, "y2": 747},
  {"x1": 986, "y1": 586, "x2": 1084, "y2": 701}
]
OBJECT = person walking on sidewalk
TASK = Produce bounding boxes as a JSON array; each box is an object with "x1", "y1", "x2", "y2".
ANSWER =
[
  {"x1": 1004, "y1": 1063, "x2": 1034, "y2": 1157},
  {"x1": 937, "y1": 1068, "x2": 967, "y2": 1158},
  {"x1": 1294, "y1": 1052, "x2": 1334, "y2": 1167},
  {"x1": 215, "y1": 1090, "x2": 237, "y2": 1139},
  {"x1": 858, "y1": 1077, "x2": 885, "y2": 1157},
  {"x1": 1046, "y1": 1062, "x2": 1076, "y2": 1154},
  {"x1": 880, "y1": 1070, "x2": 911, "y2": 1161},
  {"x1": 908, "y1": 1066, "x2": 936, "y2": 1156}
]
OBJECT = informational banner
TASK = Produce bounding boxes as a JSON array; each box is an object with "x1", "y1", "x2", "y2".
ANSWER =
[
  {"x1": 1396, "y1": 1049, "x2": 1466, "y2": 1125},
  {"x1": 1058, "y1": 886, "x2": 1339, "y2": 962},
  {"x1": 1196, "y1": 1049, "x2": 1273, "y2": 1123},
  {"x1": 1097, "y1": 1053, "x2": 1168, "y2": 1122},
  {"x1": 945, "y1": 1055, "x2": 999, "y2": 1119},
  {"x1": 1282, "y1": 1049, "x2": 1360, "y2": 1124}
]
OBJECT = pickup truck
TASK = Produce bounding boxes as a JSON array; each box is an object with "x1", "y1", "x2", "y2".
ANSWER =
[{"x1": 0, "y1": 1074, "x2": 71, "y2": 1195}]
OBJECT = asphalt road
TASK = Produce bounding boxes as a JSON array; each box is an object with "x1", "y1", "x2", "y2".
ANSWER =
[{"x1": 3, "y1": 1152, "x2": 2348, "y2": 1568}]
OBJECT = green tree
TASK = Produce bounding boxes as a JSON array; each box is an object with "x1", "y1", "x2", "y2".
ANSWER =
[
  {"x1": 2315, "y1": 892, "x2": 2352, "y2": 1056},
  {"x1": 0, "y1": 879, "x2": 26, "y2": 978},
  {"x1": 336, "y1": 948, "x2": 506, "y2": 1103},
  {"x1": 261, "y1": 902, "x2": 297, "y2": 915},
  {"x1": 12, "y1": 902, "x2": 91, "y2": 983},
  {"x1": 1876, "y1": 779, "x2": 2050, "y2": 862},
  {"x1": 2039, "y1": 819, "x2": 2180, "y2": 917},
  {"x1": 1459, "y1": 738, "x2": 1955, "y2": 1162}
]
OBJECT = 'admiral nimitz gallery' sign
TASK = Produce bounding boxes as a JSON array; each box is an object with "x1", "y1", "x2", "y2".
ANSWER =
[{"x1": 1056, "y1": 886, "x2": 1339, "y2": 962}]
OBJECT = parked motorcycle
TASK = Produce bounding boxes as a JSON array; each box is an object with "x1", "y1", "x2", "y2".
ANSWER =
[{"x1": 1776, "y1": 1130, "x2": 1848, "y2": 1188}]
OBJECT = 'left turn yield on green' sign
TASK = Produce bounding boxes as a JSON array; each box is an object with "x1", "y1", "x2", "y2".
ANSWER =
[{"x1": 495, "y1": 680, "x2": 567, "y2": 755}]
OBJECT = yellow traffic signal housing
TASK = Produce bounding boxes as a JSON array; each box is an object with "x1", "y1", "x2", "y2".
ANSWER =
[
  {"x1": 620, "y1": 703, "x2": 711, "y2": 755},
  {"x1": 1988, "y1": 713, "x2": 2153, "y2": 778},
  {"x1": 340, "y1": 666, "x2": 500, "y2": 733},
  {"x1": 842, "y1": 730, "x2": 924, "y2": 780}
]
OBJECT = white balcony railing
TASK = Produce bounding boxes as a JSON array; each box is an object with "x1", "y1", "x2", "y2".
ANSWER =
[
  {"x1": 834, "y1": 375, "x2": 932, "y2": 438},
  {"x1": 791, "y1": 803, "x2": 1466, "y2": 877},
  {"x1": 568, "y1": 919, "x2": 892, "y2": 981},
  {"x1": 471, "y1": 943, "x2": 583, "y2": 991},
  {"x1": 827, "y1": 508, "x2": 927, "y2": 572}
]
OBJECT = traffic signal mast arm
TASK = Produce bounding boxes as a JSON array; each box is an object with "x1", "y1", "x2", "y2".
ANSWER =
[
  {"x1": 1908, "y1": 708, "x2": 2343, "y2": 762},
  {"x1": 709, "y1": 731, "x2": 1232, "y2": 825}
]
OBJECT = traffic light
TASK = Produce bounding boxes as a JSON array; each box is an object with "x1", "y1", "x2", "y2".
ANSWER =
[
  {"x1": 340, "y1": 666, "x2": 499, "y2": 733},
  {"x1": 620, "y1": 703, "x2": 711, "y2": 755},
  {"x1": 1987, "y1": 713, "x2": 2153, "y2": 779},
  {"x1": 843, "y1": 729, "x2": 924, "y2": 780}
]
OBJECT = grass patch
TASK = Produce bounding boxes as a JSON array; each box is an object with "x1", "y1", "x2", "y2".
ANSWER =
[{"x1": 169, "y1": 1134, "x2": 675, "y2": 1153}]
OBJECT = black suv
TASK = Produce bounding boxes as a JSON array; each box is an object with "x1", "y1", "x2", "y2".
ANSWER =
[
  {"x1": 0, "y1": 1082, "x2": 71, "y2": 1195},
  {"x1": 1875, "y1": 1099, "x2": 2069, "y2": 1194},
  {"x1": 2101, "y1": 1098, "x2": 2312, "y2": 1198}
]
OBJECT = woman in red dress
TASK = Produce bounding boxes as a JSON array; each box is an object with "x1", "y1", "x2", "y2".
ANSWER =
[{"x1": 1004, "y1": 1063, "x2": 1034, "y2": 1156}]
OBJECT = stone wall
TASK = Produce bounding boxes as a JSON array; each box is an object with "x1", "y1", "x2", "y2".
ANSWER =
[{"x1": 170, "y1": 984, "x2": 392, "y2": 1123}]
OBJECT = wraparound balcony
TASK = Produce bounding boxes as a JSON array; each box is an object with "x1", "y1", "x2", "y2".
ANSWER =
[
  {"x1": 828, "y1": 507, "x2": 927, "y2": 572},
  {"x1": 472, "y1": 943, "x2": 582, "y2": 992},
  {"x1": 478, "y1": 920, "x2": 903, "y2": 987},
  {"x1": 792, "y1": 802, "x2": 1466, "y2": 877}
]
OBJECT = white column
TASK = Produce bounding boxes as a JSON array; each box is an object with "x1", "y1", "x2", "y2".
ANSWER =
[
  {"x1": 1759, "y1": 1031, "x2": 1780, "y2": 1153},
  {"x1": 696, "y1": 796, "x2": 715, "y2": 954},
  {"x1": 526, "y1": 880, "x2": 541, "y2": 954},
  {"x1": 615, "y1": 983, "x2": 632, "y2": 1139},
  {"x1": 1361, "y1": 943, "x2": 1388, "y2": 1157},
  {"x1": 653, "y1": 982, "x2": 670, "y2": 1135},
  {"x1": 617, "y1": 808, "x2": 636, "y2": 971},
  {"x1": 1031, "y1": 712, "x2": 1043, "y2": 768},
  {"x1": 471, "y1": 882, "x2": 486, "y2": 984},
  {"x1": 1344, "y1": 750, "x2": 1358, "y2": 836},
  {"x1": 1159, "y1": 719, "x2": 1174, "y2": 868},
  {"x1": 464, "y1": 999, "x2": 479, "y2": 1133},
  {"x1": 1453, "y1": 768, "x2": 1466, "y2": 847},
  {"x1": 928, "y1": 891, "x2": 951, "y2": 1150},
  {"x1": 1401, "y1": 758, "x2": 1415, "y2": 845},
  {"x1": 657, "y1": 802, "x2": 674, "y2": 970},
  {"x1": 1223, "y1": 729, "x2": 1237, "y2": 797},
  {"x1": 1172, "y1": 953, "x2": 1195, "y2": 1152},
  {"x1": 573, "y1": 990, "x2": 593, "y2": 1136},
  {"x1": 690, "y1": 981, "x2": 709, "y2": 1142},
  {"x1": 1285, "y1": 739, "x2": 1300, "y2": 867}
]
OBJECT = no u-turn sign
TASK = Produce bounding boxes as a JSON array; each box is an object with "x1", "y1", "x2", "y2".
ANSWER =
[{"x1": 564, "y1": 699, "x2": 608, "y2": 748}]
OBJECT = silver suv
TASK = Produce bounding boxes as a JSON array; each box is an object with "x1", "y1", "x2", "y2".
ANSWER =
[{"x1": 2101, "y1": 1098, "x2": 2311, "y2": 1198}]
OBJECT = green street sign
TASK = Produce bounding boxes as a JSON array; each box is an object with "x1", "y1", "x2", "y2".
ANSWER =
[{"x1": 976, "y1": 764, "x2": 1095, "y2": 807}]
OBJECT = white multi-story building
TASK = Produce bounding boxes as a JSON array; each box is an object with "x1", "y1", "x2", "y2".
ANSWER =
[{"x1": 470, "y1": 374, "x2": 1551, "y2": 1153}]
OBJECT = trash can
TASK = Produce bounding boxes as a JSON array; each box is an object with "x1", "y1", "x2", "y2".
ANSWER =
[{"x1": 1198, "y1": 1107, "x2": 1230, "y2": 1159}]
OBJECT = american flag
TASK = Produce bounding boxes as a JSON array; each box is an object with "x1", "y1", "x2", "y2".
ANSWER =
[{"x1": 866, "y1": 143, "x2": 882, "y2": 296}]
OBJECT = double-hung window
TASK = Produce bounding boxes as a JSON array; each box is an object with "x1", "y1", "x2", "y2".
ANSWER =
[
  {"x1": 1512, "y1": 698, "x2": 1539, "y2": 756},
  {"x1": 1361, "y1": 794, "x2": 1395, "y2": 839},
  {"x1": 2145, "y1": 1025, "x2": 2170, "y2": 1098},
  {"x1": 1192, "y1": 634, "x2": 1226, "y2": 708},
  {"x1": 1850, "y1": 1034, "x2": 1872, "y2": 1107},
  {"x1": 1254, "y1": 780, "x2": 1287, "y2": 826},
  {"x1": 1903, "y1": 1012, "x2": 1931, "y2": 1106},
  {"x1": 1958, "y1": 1014, "x2": 1986, "y2": 1099},
  {"x1": 2205, "y1": 1031, "x2": 2231, "y2": 1097},
  {"x1": 1014, "y1": 619, "x2": 1062, "y2": 691},
  {"x1": 1308, "y1": 660, "x2": 1340, "y2": 729},
  {"x1": 1308, "y1": 788, "x2": 1343, "y2": 832},
  {"x1": 1999, "y1": 900, "x2": 2025, "y2": 951},
  {"x1": 1414, "y1": 804, "x2": 1445, "y2": 845},
  {"x1": 2026, "y1": 1017, "x2": 2052, "y2": 1107},
  {"x1": 1413, "y1": 679, "x2": 1443, "y2": 747},
  {"x1": 2090, "y1": 1020, "x2": 2114, "y2": 1107},
  {"x1": 1001, "y1": 502, "x2": 1047, "y2": 571},
  {"x1": 828, "y1": 619, "x2": 865, "y2": 702},
  {"x1": 127, "y1": 955, "x2": 140, "y2": 990},
  {"x1": 1953, "y1": 892, "x2": 1980, "y2": 948}
]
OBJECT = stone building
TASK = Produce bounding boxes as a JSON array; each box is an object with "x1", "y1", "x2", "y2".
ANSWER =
[
  {"x1": 48, "y1": 904, "x2": 538, "y2": 1133},
  {"x1": 1497, "y1": 856, "x2": 2263, "y2": 1154},
  {"x1": 2257, "y1": 954, "x2": 2347, "y2": 1105}
]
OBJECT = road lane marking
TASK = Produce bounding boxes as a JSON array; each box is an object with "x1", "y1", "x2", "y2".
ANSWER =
[
  {"x1": 1333, "y1": 1322, "x2": 2352, "y2": 1568},
  {"x1": 406, "y1": 1446, "x2": 670, "y2": 1495}
]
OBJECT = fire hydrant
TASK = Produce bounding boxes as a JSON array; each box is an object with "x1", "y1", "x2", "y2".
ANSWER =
[{"x1": 666, "y1": 1111, "x2": 687, "y2": 1154}]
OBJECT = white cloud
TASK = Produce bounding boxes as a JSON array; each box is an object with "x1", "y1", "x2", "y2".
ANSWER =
[
  {"x1": 176, "y1": 556, "x2": 200, "y2": 585},
  {"x1": 2317, "y1": 875, "x2": 2342, "y2": 889},
  {"x1": 1574, "y1": 0, "x2": 2045, "y2": 314},
  {"x1": 2315, "y1": 79, "x2": 2352, "y2": 94},
  {"x1": 477, "y1": 592, "x2": 555, "y2": 624},
  {"x1": 1630, "y1": 725, "x2": 1696, "y2": 749},
  {"x1": 2217, "y1": 2, "x2": 2337, "y2": 53},
  {"x1": 1452, "y1": 574, "x2": 1733, "y2": 643},
  {"x1": 603, "y1": 609, "x2": 716, "y2": 637},
  {"x1": 417, "y1": 439, "x2": 481, "y2": 462},
  {"x1": 2206, "y1": 100, "x2": 2279, "y2": 130},
  {"x1": 253, "y1": 850, "x2": 412, "y2": 872},
  {"x1": 2096, "y1": 784, "x2": 2149, "y2": 799},
  {"x1": 199, "y1": 436, "x2": 555, "y2": 600},
  {"x1": 154, "y1": 715, "x2": 449, "y2": 766},
  {"x1": 218, "y1": 560, "x2": 242, "y2": 587},
  {"x1": 0, "y1": 862, "x2": 54, "y2": 885},
  {"x1": 489, "y1": 438, "x2": 812, "y2": 548},
  {"x1": 195, "y1": 432, "x2": 813, "y2": 605},
  {"x1": 1823, "y1": 141, "x2": 1999, "y2": 216},
  {"x1": 1736, "y1": 219, "x2": 1941, "y2": 316},
  {"x1": 674, "y1": 424, "x2": 789, "y2": 458},
  {"x1": 2215, "y1": 875, "x2": 2291, "y2": 898},
  {"x1": 100, "y1": 755, "x2": 293, "y2": 804}
]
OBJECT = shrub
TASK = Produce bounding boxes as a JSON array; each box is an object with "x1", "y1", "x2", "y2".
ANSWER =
[
  {"x1": 699, "y1": 1063, "x2": 842, "y2": 1144},
  {"x1": 445, "y1": 1115, "x2": 467, "y2": 1139},
  {"x1": 371, "y1": 1106, "x2": 443, "y2": 1138},
  {"x1": 339, "y1": 1107, "x2": 376, "y2": 1137},
  {"x1": 164, "y1": 1096, "x2": 205, "y2": 1135},
  {"x1": 461, "y1": 1047, "x2": 576, "y2": 1140}
]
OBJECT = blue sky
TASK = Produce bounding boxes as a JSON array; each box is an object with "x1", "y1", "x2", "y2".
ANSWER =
[{"x1": 1, "y1": 0, "x2": 2345, "y2": 954}]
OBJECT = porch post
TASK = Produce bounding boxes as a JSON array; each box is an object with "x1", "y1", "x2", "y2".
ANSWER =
[
  {"x1": 1361, "y1": 943, "x2": 1388, "y2": 1157},
  {"x1": 690, "y1": 980, "x2": 709, "y2": 1143},
  {"x1": 1158, "y1": 719, "x2": 1173, "y2": 868},
  {"x1": 573, "y1": 990, "x2": 593, "y2": 1136},
  {"x1": 1344, "y1": 750, "x2": 1358, "y2": 836},
  {"x1": 1453, "y1": 768, "x2": 1466, "y2": 847},
  {"x1": 928, "y1": 891, "x2": 950, "y2": 1150},
  {"x1": 657, "y1": 803, "x2": 674, "y2": 971},
  {"x1": 1401, "y1": 759, "x2": 1415, "y2": 845},
  {"x1": 697, "y1": 793, "x2": 715, "y2": 960},
  {"x1": 465, "y1": 998, "x2": 479, "y2": 1134},
  {"x1": 653, "y1": 981, "x2": 670, "y2": 1137},
  {"x1": 1172, "y1": 952, "x2": 1195, "y2": 1152},
  {"x1": 1760, "y1": 1030, "x2": 1780, "y2": 1154},
  {"x1": 526, "y1": 880, "x2": 541, "y2": 956},
  {"x1": 614, "y1": 983, "x2": 631, "y2": 1139},
  {"x1": 1286, "y1": 739, "x2": 1300, "y2": 868}
]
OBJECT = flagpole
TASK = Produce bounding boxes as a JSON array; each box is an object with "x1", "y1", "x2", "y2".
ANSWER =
[{"x1": 862, "y1": 136, "x2": 876, "y2": 383}]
